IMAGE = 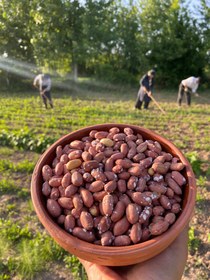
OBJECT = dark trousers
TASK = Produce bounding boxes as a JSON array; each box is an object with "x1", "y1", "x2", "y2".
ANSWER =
[
  {"x1": 177, "y1": 83, "x2": 191, "y2": 106},
  {"x1": 40, "y1": 87, "x2": 53, "y2": 108},
  {"x1": 135, "y1": 94, "x2": 151, "y2": 109}
]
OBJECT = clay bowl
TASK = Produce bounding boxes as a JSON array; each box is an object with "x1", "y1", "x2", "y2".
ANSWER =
[{"x1": 31, "y1": 124, "x2": 196, "y2": 266}]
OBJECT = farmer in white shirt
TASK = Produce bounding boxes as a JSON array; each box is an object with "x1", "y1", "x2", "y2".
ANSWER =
[
  {"x1": 33, "y1": 73, "x2": 53, "y2": 108},
  {"x1": 177, "y1": 76, "x2": 200, "y2": 106}
]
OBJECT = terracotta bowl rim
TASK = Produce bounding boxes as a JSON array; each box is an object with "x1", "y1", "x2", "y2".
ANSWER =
[{"x1": 31, "y1": 123, "x2": 196, "y2": 259}]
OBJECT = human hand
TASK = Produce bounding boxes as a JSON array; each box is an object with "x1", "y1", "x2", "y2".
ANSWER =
[
  {"x1": 79, "y1": 226, "x2": 189, "y2": 280},
  {"x1": 147, "y1": 91, "x2": 152, "y2": 97}
]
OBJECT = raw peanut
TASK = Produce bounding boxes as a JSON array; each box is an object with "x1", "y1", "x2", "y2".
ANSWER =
[
  {"x1": 145, "y1": 150, "x2": 158, "y2": 159},
  {"x1": 60, "y1": 154, "x2": 69, "y2": 164},
  {"x1": 127, "y1": 147, "x2": 137, "y2": 159},
  {"x1": 57, "y1": 214, "x2": 65, "y2": 224},
  {"x1": 127, "y1": 176, "x2": 138, "y2": 190},
  {"x1": 104, "y1": 171, "x2": 118, "y2": 181},
  {"x1": 65, "y1": 184, "x2": 78, "y2": 197},
  {"x1": 66, "y1": 159, "x2": 82, "y2": 171},
  {"x1": 154, "y1": 155, "x2": 166, "y2": 163},
  {"x1": 126, "y1": 134, "x2": 137, "y2": 142},
  {"x1": 47, "y1": 199, "x2": 62, "y2": 217},
  {"x1": 105, "y1": 158, "x2": 114, "y2": 171},
  {"x1": 93, "y1": 191, "x2": 107, "y2": 202},
  {"x1": 113, "y1": 133, "x2": 126, "y2": 141},
  {"x1": 172, "y1": 157, "x2": 179, "y2": 163},
  {"x1": 71, "y1": 208, "x2": 83, "y2": 219},
  {"x1": 139, "y1": 206, "x2": 152, "y2": 224},
  {"x1": 115, "y1": 158, "x2": 132, "y2": 169},
  {"x1": 61, "y1": 172, "x2": 71, "y2": 188},
  {"x1": 166, "y1": 187, "x2": 174, "y2": 198},
  {"x1": 64, "y1": 215, "x2": 75, "y2": 232},
  {"x1": 140, "y1": 157, "x2": 153, "y2": 168},
  {"x1": 98, "y1": 216, "x2": 111, "y2": 234},
  {"x1": 59, "y1": 186, "x2": 65, "y2": 197},
  {"x1": 163, "y1": 152, "x2": 173, "y2": 161},
  {"x1": 120, "y1": 143, "x2": 128, "y2": 156},
  {"x1": 89, "y1": 204, "x2": 100, "y2": 216},
  {"x1": 114, "y1": 235, "x2": 131, "y2": 246},
  {"x1": 148, "y1": 182, "x2": 167, "y2": 194},
  {"x1": 72, "y1": 194, "x2": 83, "y2": 210},
  {"x1": 95, "y1": 142, "x2": 105, "y2": 152},
  {"x1": 124, "y1": 127, "x2": 134, "y2": 135},
  {"x1": 113, "y1": 216, "x2": 130, "y2": 236},
  {"x1": 167, "y1": 177, "x2": 182, "y2": 195},
  {"x1": 171, "y1": 171, "x2": 186, "y2": 186},
  {"x1": 83, "y1": 160, "x2": 99, "y2": 172},
  {"x1": 149, "y1": 220, "x2": 169, "y2": 236},
  {"x1": 95, "y1": 131, "x2": 109, "y2": 139},
  {"x1": 55, "y1": 162, "x2": 64, "y2": 176},
  {"x1": 68, "y1": 150, "x2": 82, "y2": 160},
  {"x1": 151, "y1": 162, "x2": 168, "y2": 174},
  {"x1": 126, "y1": 203, "x2": 140, "y2": 224},
  {"x1": 136, "y1": 178, "x2": 146, "y2": 192},
  {"x1": 71, "y1": 171, "x2": 83, "y2": 187},
  {"x1": 89, "y1": 181, "x2": 105, "y2": 192},
  {"x1": 50, "y1": 187, "x2": 60, "y2": 200},
  {"x1": 102, "y1": 194, "x2": 114, "y2": 216},
  {"x1": 100, "y1": 138, "x2": 114, "y2": 147},
  {"x1": 153, "y1": 173, "x2": 164, "y2": 182},
  {"x1": 113, "y1": 141, "x2": 123, "y2": 150},
  {"x1": 104, "y1": 148, "x2": 115, "y2": 157},
  {"x1": 133, "y1": 153, "x2": 145, "y2": 162},
  {"x1": 131, "y1": 192, "x2": 152, "y2": 206},
  {"x1": 88, "y1": 146, "x2": 97, "y2": 157},
  {"x1": 52, "y1": 158, "x2": 59, "y2": 168},
  {"x1": 174, "y1": 195, "x2": 182, "y2": 203},
  {"x1": 69, "y1": 140, "x2": 84, "y2": 150},
  {"x1": 56, "y1": 145, "x2": 63, "y2": 158},
  {"x1": 117, "y1": 179, "x2": 127, "y2": 193},
  {"x1": 153, "y1": 206, "x2": 165, "y2": 216},
  {"x1": 111, "y1": 201, "x2": 126, "y2": 222},
  {"x1": 82, "y1": 136, "x2": 93, "y2": 142},
  {"x1": 94, "y1": 152, "x2": 105, "y2": 163},
  {"x1": 93, "y1": 216, "x2": 102, "y2": 228},
  {"x1": 118, "y1": 171, "x2": 130, "y2": 180},
  {"x1": 89, "y1": 130, "x2": 98, "y2": 138},
  {"x1": 91, "y1": 169, "x2": 107, "y2": 182},
  {"x1": 137, "y1": 142, "x2": 147, "y2": 153},
  {"x1": 141, "y1": 227, "x2": 151, "y2": 242},
  {"x1": 171, "y1": 203, "x2": 181, "y2": 214},
  {"x1": 104, "y1": 180, "x2": 117, "y2": 193},
  {"x1": 107, "y1": 132, "x2": 115, "y2": 139},
  {"x1": 101, "y1": 231, "x2": 114, "y2": 246},
  {"x1": 80, "y1": 211, "x2": 94, "y2": 230},
  {"x1": 81, "y1": 151, "x2": 92, "y2": 161},
  {"x1": 165, "y1": 213, "x2": 176, "y2": 224},
  {"x1": 119, "y1": 194, "x2": 132, "y2": 207},
  {"x1": 49, "y1": 176, "x2": 62, "y2": 187},
  {"x1": 128, "y1": 166, "x2": 142, "y2": 176},
  {"x1": 148, "y1": 167, "x2": 155, "y2": 176},
  {"x1": 80, "y1": 188, "x2": 94, "y2": 208},
  {"x1": 83, "y1": 172, "x2": 94, "y2": 183},
  {"x1": 109, "y1": 127, "x2": 120, "y2": 134},
  {"x1": 170, "y1": 162, "x2": 185, "y2": 171},
  {"x1": 152, "y1": 216, "x2": 164, "y2": 223},
  {"x1": 111, "y1": 152, "x2": 124, "y2": 161},
  {"x1": 112, "y1": 165, "x2": 123, "y2": 174},
  {"x1": 154, "y1": 141, "x2": 162, "y2": 151},
  {"x1": 72, "y1": 227, "x2": 95, "y2": 242},
  {"x1": 129, "y1": 223, "x2": 142, "y2": 244},
  {"x1": 160, "y1": 195, "x2": 171, "y2": 210},
  {"x1": 42, "y1": 182, "x2": 51, "y2": 196},
  {"x1": 58, "y1": 197, "x2": 73, "y2": 210}
]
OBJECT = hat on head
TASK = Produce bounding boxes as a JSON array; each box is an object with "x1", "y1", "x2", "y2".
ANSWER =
[{"x1": 148, "y1": 69, "x2": 156, "y2": 76}]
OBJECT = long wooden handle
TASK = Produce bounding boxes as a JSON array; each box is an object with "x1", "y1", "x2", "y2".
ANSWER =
[{"x1": 150, "y1": 95, "x2": 166, "y2": 114}]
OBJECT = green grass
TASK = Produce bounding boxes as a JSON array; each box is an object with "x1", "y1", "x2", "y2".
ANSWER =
[{"x1": 0, "y1": 87, "x2": 209, "y2": 279}]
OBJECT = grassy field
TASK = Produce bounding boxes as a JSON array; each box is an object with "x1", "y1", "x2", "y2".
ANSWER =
[{"x1": 0, "y1": 84, "x2": 209, "y2": 280}]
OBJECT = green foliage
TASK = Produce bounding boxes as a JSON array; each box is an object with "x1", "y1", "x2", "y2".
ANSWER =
[
  {"x1": 0, "y1": 159, "x2": 34, "y2": 173},
  {"x1": 188, "y1": 227, "x2": 201, "y2": 254},
  {"x1": 0, "y1": 179, "x2": 29, "y2": 198},
  {"x1": 196, "y1": 175, "x2": 207, "y2": 189},
  {"x1": 186, "y1": 151, "x2": 203, "y2": 176},
  {"x1": 64, "y1": 255, "x2": 87, "y2": 280},
  {"x1": 0, "y1": 129, "x2": 55, "y2": 153}
]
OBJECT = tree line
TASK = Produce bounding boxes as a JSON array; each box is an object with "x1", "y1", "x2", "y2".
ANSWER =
[{"x1": 0, "y1": 0, "x2": 209, "y2": 88}]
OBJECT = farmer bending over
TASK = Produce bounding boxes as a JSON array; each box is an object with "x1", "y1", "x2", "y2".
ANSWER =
[
  {"x1": 135, "y1": 69, "x2": 155, "y2": 110},
  {"x1": 33, "y1": 73, "x2": 53, "y2": 109},
  {"x1": 177, "y1": 76, "x2": 200, "y2": 107}
]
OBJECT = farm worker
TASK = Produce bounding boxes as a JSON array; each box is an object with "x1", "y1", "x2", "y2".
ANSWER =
[
  {"x1": 33, "y1": 73, "x2": 53, "y2": 109},
  {"x1": 135, "y1": 69, "x2": 155, "y2": 110},
  {"x1": 177, "y1": 76, "x2": 200, "y2": 106}
]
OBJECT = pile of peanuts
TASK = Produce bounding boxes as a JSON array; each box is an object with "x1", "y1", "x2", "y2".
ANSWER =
[{"x1": 41, "y1": 127, "x2": 186, "y2": 246}]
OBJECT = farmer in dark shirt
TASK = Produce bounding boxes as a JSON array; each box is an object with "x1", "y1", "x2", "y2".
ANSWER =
[
  {"x1": 33, "y1": 73, "x2": 53, "y2": 109},
  {"x1": 135, "y1": 69, "x2": 155, "y2": 110}
]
